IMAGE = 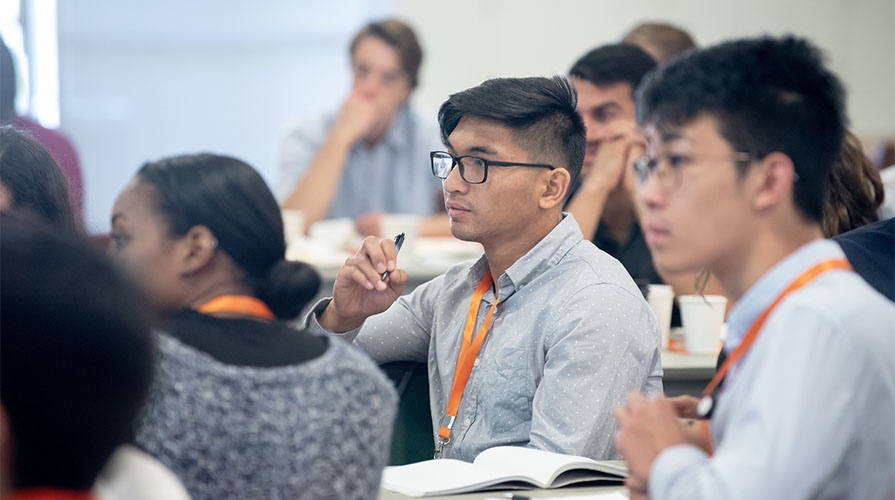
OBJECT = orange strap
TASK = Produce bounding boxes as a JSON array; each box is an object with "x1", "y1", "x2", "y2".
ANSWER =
[
  {"x1": 438, "y1": 272, "x2": 499, "y2": 442},
  {"x1": 701, "y1": 258, "x2": 852, "y2": 400},
  {"x1": 197, "y1": 294, "x2": 275, "y2": 320}
]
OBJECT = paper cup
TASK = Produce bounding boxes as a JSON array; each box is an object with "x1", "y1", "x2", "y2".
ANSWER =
[
  {"x1": 282, "y1": 209, "x2": 306, "y2": 246},
  {"x1": 679, "y1": 294, "x2": 728, "y2": 355},
  {"x1": 380, "y1": 214, "x2": 421, "y2": 259},
  {"x1": 646, "y1": 284, "x2": 675, "y2": 350},
  {"x1": 308, "y1": 218, "x2": 359, "y2": 252}
]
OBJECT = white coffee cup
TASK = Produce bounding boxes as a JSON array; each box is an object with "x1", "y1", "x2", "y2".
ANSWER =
[
  {"x1": 646, "y1": 284, "x2": 675, "y2": 350},
  {"x1": 679, "y1": 294, "x2": 728, "y2": 355},
  {"x1": 379, "y1": 214, "x2": 421, "y2": 260},
  {"x1": 308, "y1": 218, "x2": 359, "y2": 252},
  {"x1": 282, "y1": 209, "x2": 306, "y2": 246}
]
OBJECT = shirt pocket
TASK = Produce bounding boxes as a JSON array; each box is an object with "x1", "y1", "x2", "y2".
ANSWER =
[{"x1": 479, "y1": 347, "x2": 535, "y2": 435}]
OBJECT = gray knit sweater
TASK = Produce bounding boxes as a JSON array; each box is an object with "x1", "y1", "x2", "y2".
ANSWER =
[{"x1": 136, "y1": 333, "x2": 397, "y2": 500}]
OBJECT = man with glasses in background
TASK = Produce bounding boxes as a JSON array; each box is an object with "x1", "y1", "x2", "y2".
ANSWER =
[
  {"x1": 614, "y1": 37, "x2": 895, "y2": 499},
  {"x1": 302, "y1": 76, "x2": 662, "y2": 461}
]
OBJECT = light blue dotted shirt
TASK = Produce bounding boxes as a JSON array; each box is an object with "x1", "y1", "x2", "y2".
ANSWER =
[{"x1": 306, "y1": 214, "x2": 663, "y2": 462}]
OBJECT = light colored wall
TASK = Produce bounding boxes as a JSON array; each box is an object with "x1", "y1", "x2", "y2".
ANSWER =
[
  {"x1": 57, "y1": 0, "x2": 894, "y2": 231},
  {"x1": 389, "y1": 0, "x2": 895, "y2": 139},
  {"x1": 58, "y1": 0, "x2": 384, "y2": 231}
]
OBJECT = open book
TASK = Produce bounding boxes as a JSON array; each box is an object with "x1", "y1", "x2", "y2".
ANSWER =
[{"x1": 380, "y1": 446, "x2": 627, "y2": 497}]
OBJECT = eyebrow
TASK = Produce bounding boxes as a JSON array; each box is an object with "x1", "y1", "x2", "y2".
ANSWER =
[
  {"x1": 660, "y1": 130, "x2": 686, "y2": 143},
  {"x1": 592, "y1": 102, "x2": 622, "y2": 114}
]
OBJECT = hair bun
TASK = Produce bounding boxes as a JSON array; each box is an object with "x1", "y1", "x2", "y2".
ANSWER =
[{"x1": 258, "y1": 260, "x2": 321, "y2": 320}]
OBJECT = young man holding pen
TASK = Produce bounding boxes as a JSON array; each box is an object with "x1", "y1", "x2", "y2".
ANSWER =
[{"x1": 303, "y1": 76, "x2": 662, "y2": 462}]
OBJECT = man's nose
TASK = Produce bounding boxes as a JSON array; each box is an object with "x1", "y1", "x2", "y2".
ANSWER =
[
  {"x1": 442, "y1": 162, "x2": 466, "y2": 193},
  {"x1": 637, "y1": 170, "x2": 665, "y2": 212},
  {"x1": 357, "y1": 75, "x2": 381, "y2": 98}
]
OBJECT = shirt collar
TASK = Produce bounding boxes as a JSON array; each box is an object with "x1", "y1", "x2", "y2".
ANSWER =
[
  {"x1": 464, "y1": 213, "x2": 582, "y2": 300},
  {"x1": 724, "y1": 238, "x2": 846, "y2": 353}
]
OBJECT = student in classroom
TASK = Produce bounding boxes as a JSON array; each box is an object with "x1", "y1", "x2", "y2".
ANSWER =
[
  {"x1": 303, "y1": 75, "x2": 663, "y2": 462},
  {"x1": 614, "y1": 36, "x2": 895, "y2": 499}
]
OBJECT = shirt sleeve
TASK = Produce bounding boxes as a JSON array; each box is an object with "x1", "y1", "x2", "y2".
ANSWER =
[
  {"x1": 275, "y1": 116, "x2": 328, "y2": 203},
  {"x1": 648, "y1": 302, "x2": 870, "y2": 500},
  {"x1": 527, "y1": 282, "x2": 663, "y2": 459},
  {"x1": 352, "y1": 276, "x2": 442, "y2": 364},
  {"x1": 299, "y1": 276, "x2": 443, "y2": 364}
]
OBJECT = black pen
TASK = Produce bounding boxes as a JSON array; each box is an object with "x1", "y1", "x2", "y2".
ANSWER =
[{"x1": 380, "y1": 232, "x2": 405, "y2": 281}]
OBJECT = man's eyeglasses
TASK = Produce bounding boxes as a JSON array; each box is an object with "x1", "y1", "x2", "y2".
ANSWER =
[
  {"x1": 430, "y1": 151, "x2": 555, "y2": 184},
  {"x1": 632, "y1": 152, "x2": 753, "y2": 190}
]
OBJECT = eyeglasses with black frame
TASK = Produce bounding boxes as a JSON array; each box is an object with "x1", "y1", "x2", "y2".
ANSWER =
[
  {"x1": 430, "y1": 151, "x2": 555, "y2": 184},
  {"x1": 632, "y1": 152, "x2": 753, "y2": 190}
]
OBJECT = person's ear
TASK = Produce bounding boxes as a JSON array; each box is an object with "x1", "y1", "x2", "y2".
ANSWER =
[
  {"x1": 749, "y1": 152, "x2": 798, "y2": 213},
  {"x1": 179, "y1": 225, "x2": 218, "y2": 276},
  {"x1": 539, "y1": 168, "x2": 572, "y2": 210}
]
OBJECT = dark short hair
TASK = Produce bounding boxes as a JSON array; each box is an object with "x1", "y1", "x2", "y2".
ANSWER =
[
  {"x1": 569, "y1": 43, "x2": 658, "y2": 95},
  {"x1": 637, "y1": 36, "x2": 847, "y2": 223},
  {"x1": 350, "y1": 18, "x2": 422, "y2": 88},
  {"x1": 0, "y1": 211, "x2": 155, "y2": 490},
  {"x1": 622, "y1": 22, "x2": 696, "y2": 63},
  {"x1": 0, "y1": 125, "x2": 80, "y2": 235},
  {"x1": 136, "y1": 154, "x2": 320, "y2": 319},
  {"x1": 437, "y1": 76, "x2": 586, "y2": 190}
]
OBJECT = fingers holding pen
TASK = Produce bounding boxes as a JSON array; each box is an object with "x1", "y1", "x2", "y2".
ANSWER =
[{"x1": 343, "y1": 235, "x2": 403, "y2": 291}]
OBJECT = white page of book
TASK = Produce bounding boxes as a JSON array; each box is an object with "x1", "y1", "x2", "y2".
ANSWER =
[
  {"x1": 473, "y1": 447, "x2": 599, "y2": 486},
  {"x1": 381, "y1": 458, "x2": 532, "y2": 496}
]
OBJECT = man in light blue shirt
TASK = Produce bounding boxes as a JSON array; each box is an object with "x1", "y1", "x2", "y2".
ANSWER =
[
  {"x1": 304, "y1": 76, "x2": 663, "y2": 462},
  {"x1": 614, "y1": 36, "x2": 895, "y2": 499},
  {"x1": 277, "y1": 19, "x2": 443, "y2": 236}
]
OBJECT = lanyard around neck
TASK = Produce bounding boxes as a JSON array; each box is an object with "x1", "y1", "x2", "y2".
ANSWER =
[
  {"x1": 436, "y1": 272, "x2": 499, "y2": 455},
  {"x1": 196, "y1": 294, "x2": 275, "y2": 320},
  {"x1": 697, "y1": 258, "x2": 852, "y2": 417}
]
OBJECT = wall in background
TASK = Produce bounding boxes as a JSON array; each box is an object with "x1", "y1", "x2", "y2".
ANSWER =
[
  {"x1": 58, "y1": 0, "x2": 383, "y2": 231},
  {"x1": 56, "y1": 0, "x2": 894, "y2": 231},
  {"x1": 389, "y1": 0, "x2": 894, "y2": 138}
]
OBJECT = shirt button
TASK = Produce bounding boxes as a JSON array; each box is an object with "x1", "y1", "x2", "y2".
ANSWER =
[
  {"x1": 474, "y1": 358, "x2": 480, "y2": 366},
  {"x1": 464, "y1": 418, "x2": 471, "y2": 426}
]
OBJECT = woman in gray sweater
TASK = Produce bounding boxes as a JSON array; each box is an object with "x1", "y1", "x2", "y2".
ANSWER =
[{"x1": 108, "y1": 153, "x2": 397, "y2": 499}]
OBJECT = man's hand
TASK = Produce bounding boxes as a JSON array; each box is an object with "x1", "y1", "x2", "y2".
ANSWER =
[
  {"x1": 319, "y1": 236, "x2": 406, "y2": 332},
  {"x1": 615, "y1": 392, "x2": 689, "y2": 494},
  {"x1": 581, "y1": 120, "x2": 645, "y2": 196},
  {"x1": 331, "y1": 91, "x2": 387, "y2": 145},
  {"x1": 667, "y1": 394, "x2": 701, "y2": 419}
]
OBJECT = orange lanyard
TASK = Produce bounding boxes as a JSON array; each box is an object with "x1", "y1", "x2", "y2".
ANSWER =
[
  {"x1": 435, "y1": 272, "x2": 499, "y2": 457},
  {"x1": 196, "y1": 294, "x2": 275, "y2": 320},
  {"x1": 696, "y1": 258, "x2": 852, "y2": 418}
]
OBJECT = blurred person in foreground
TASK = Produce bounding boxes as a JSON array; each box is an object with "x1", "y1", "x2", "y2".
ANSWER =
[
  {"x1": 614, "y1": 36, "x2": 895, "y2": 499},
  {"x1": 303, "y1": 76, "x2": 662, "y2": 462},
  {"x1": 1, "y1": 36, "x2": 83, "y2": 218},
  {"x1": 277, "y1": 19, "x2": 446, "y2": 237},
  {"x1": 0, "y1": 212, "x2": 154, "y2": 499},
  {"x1": 109, "y1": 153, "x2": 396, "y2": 499}
]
